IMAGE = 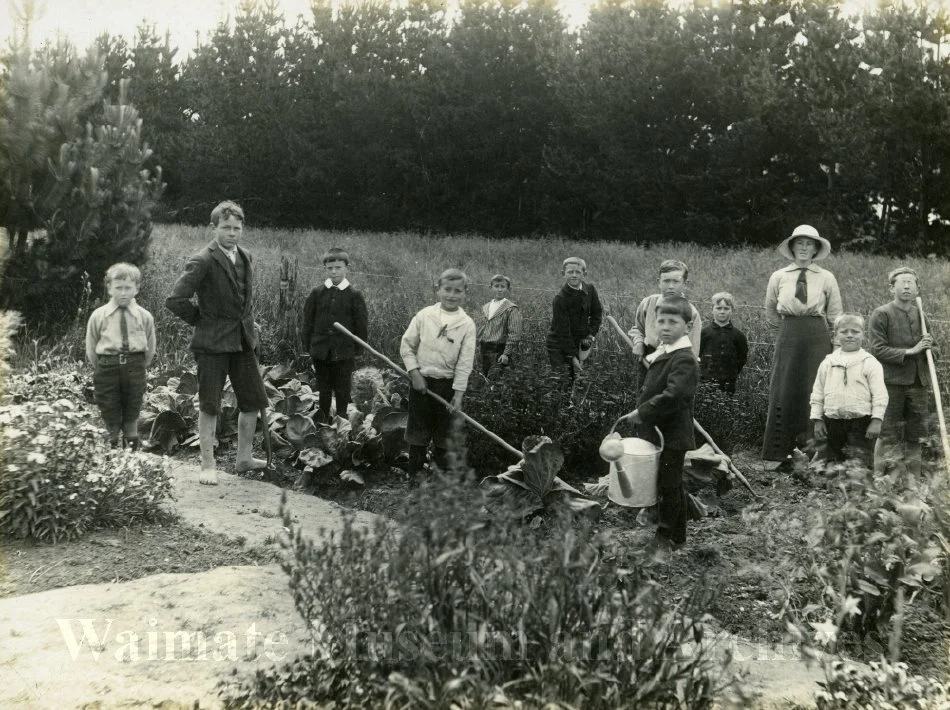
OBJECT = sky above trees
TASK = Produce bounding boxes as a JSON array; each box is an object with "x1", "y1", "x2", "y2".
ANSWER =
[{"x1": 7, "y1": 0, "x2": 598, "y2": 54}]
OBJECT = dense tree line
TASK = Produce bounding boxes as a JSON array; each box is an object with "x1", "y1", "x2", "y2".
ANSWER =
[{"x1": 12, "y1": 0, "x2": 950, "y2": 256}]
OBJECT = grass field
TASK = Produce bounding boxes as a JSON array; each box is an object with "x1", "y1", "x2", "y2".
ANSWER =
[{"x1": 28, "y1": 224, "x2": 950, "y2": 473}]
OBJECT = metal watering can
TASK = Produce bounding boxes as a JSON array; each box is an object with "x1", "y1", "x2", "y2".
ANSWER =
[{"x1": 599, "y1": 415, "x2": 664, "y2": 508}]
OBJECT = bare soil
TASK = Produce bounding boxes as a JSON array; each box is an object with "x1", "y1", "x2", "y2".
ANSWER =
[{"x1": 1, "y1": 449, "x2": 943, "y2": 709}]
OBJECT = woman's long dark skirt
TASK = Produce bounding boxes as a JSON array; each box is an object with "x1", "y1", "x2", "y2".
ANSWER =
[{"x1": 761, "y1": 316, "x2": 831, "y2": 461}]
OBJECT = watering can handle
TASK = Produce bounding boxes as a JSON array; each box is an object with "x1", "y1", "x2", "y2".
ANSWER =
[{"x1": 608, "y1": 417, "x2": 664, "y2": 453}]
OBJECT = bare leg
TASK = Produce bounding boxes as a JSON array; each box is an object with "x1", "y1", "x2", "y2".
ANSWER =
[
  {"x1": 198, "y1": 410, "x2": 219, "y2": 485},
  {"x1": 235, "y1": 410, "x2": 267, "y2": 472}
]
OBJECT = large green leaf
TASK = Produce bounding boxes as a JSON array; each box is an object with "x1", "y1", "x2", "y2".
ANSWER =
[
  {"x1": 268, "y1": 431, "x2": 295, "y2": 459},
  {"x1": 275, "y1": 394, "x2": 310, "y2": 416},
  {"x1": 147, "y1": 389, "x2": 177, "y2": 412},
  {"x1": 149, "y1": 410, "x2": 188, "y2": 454},
  {"x1": 520, "y1": 438, "x2": 564, "y2": 501},
  {"x1": 298, "y1": 447, "x2": 334, "y2": 470},
  {"x1": 263, "y1": 362, "x2": 294, "y2": 385},
  {"x1": 286, "y1": 413, "x2": 319, "y2": 449},
  {"x1": 317, "y1": 422, "x2": 346, "y2": 455},
  {"x1": 177, "y1": 370, "x2": 198, "y2": 395}
]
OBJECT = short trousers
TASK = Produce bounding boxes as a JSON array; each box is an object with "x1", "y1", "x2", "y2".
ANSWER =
[
  {"x1": 480, "y1": 342, "x2": 509, "y2": 372},
  {"x1": 822, "y1": 415, "x2": 873, "y2": 464},
  {"x1": 881, "y1": 383, "x2": 930, "y2": 441},
  {"x1": 195, "y1": 350, "x2": 269, "y2": 415},
  {"x1": 405, "y1": 376, "x2": 457, "y2": 448},
  {"x1": 94, "y1": 353, "x2": 147, "y2": 430}
]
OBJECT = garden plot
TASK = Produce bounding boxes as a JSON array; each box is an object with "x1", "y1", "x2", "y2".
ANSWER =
[{"x1": 0, "y1": 458, "x2": 844, "y2": 710}]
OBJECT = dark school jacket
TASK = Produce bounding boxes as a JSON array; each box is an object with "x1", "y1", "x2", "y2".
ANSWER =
[
  {"x1": 867, "y1": 302, "x2": 931, "y2": 386},
  {"x1": 699, "y1": 322, "x2": 748, "y2": 383},
  {"x1": 636, "y1": 348, "x2": 698, "y2": 451},
  {"x1": 301, "y1": 284, "x2": 368, "y2": 362},
  {"x1": 545, "y1": 282, "x2": 603, "y2": 357},
  {"x1": 165, "y1": 240, "x2": 258, "y2": 354}
]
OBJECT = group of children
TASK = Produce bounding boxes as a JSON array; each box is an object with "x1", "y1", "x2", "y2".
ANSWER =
[{"x1": 85, "y1": 206, "x2": 937, "y2": 555}]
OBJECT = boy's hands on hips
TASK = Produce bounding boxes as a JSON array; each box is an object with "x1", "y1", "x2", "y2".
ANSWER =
[
  {"x1": 813, "y1": 419, "x2": 827, "y2": 440},
  {"x1": 409, "y1": 369, "x2": 427, "y2": 393},
  {"x1": 866, "y1": 419, "x2": 882, "y2": 440}
]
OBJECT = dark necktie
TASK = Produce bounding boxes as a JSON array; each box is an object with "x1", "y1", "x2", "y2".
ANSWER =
[
  {"x1": 795, "y1": 268, "x2": 808, "y2": 304},
  {"x1": 119, "y1": 306, "x2": 130, "y2": 352}
]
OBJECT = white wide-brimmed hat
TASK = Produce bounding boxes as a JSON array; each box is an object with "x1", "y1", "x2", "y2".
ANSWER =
[{"x1": 778, "y1": 224, "x2": 832, "y2": 261}]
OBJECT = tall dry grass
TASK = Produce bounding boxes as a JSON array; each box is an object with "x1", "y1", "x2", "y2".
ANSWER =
[{"x1": 26, "y1": 223, "x2": 950, "y2": 473}]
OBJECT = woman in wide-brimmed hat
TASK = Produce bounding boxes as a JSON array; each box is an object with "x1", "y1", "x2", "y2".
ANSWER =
[{"x1": 761, "y1": 224, "x2": 844, "y2": 466}]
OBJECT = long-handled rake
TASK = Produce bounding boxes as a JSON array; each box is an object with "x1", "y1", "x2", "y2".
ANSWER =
[
  {"x1": 332, "y1": 322, "x2": 522, "y2": 459},
  {"x1": 916, "y1": 297, "x2": 950, "y2": 477}
]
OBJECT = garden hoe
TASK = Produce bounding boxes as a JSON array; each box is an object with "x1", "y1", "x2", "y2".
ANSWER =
[
  {"x1": 332, "y1": 322, "x2": 523, "y2": 460},
  {"x1": 917, "y1": 297, "x2": 950, "y2": 478}
]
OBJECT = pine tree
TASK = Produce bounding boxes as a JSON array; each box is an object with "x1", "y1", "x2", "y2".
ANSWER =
[{"x1": 0, "y1": 35, "x2": 164, "y2": 327}]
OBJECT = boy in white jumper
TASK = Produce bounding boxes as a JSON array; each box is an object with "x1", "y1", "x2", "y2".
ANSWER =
[
  {"x1": 401, "y1": 268, "x2": 477, "y2": 477},
  {"x1": 810, "y1": 313, "x2": 888, "y2": 465}
]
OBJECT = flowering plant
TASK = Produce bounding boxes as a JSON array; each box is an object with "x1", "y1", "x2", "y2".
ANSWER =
[{"x1": 0, "y1": 398, "x2": 174, "y2": 542}]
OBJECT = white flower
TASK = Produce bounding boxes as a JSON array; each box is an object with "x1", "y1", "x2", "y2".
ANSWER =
[
  {"x1": 4, "y1": 427, "x2": 24, "y2": 439},
  {"x1": 27, "y1": 452, "x2": 48, "y2": 465},
  {"x1": 841, "y1": 595, "x2": 862, "y2": 617},
  {"x1": 810, "y1": 619, "x2": 838, "y2": 646},
  {"x1": 31, "y1": 434, "x2": 51, "y2": 446}
]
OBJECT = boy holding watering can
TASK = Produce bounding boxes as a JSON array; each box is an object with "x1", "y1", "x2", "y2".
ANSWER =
[{"x1": 623, "y1": 295, "x2": 699, "y2": 561}]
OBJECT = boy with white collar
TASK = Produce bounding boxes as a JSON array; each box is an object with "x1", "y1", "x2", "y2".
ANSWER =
[
  {"x1": 624, "y1": 296, "x2": 699, "y2": 560},
  {"x1": 477, "y1": 274, "x2": 522, "y2": 376},
  {"x1": 545, "y1": 256, "x2": 603, "y2": 382},
  {"x1": 301, "y1": 247, "x2": 369, "y2": 419},
  {"x1": 810, "y1": 313, "x2": 888, "y2": 466},
  {"x1": 401, "y1": 268, "x2": 477, "y2": 477},
  {"x1": 86, "y1": 262, "x2": 156, "y2": 449}
]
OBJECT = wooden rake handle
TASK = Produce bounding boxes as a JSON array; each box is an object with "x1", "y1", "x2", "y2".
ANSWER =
[
  {"x1": 916, "y1": 297, "x2": 950, "y2": 474},
  {"x1": 332, "y1": 322, "x2": 522, "y2": 459}
]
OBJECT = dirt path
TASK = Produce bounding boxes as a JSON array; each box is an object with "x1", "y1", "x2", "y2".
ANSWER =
[{"x1": 0, "y1": 462, "x2": 833, "y2": 709}]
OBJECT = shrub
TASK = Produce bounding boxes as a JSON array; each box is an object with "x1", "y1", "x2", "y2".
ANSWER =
[
  {"x1": 0, "y1": 397, "x2": 174, "y2": 542},
  {"x1": 816, "y1": 658, "x2": 950, "y2": 710},
  {"x1": 220, "y1": 460, "x2": 748, "y2": 709},
  {"x1": 753, "y1": 460, "x2": 944, "y2": 660}
]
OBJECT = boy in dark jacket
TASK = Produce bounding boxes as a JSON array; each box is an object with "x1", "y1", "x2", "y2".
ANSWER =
[
  {"x1": 867, "y1": 267, "x2": 935, "y2": 482},
  {"x1": 624, "y1": 296, "x2": 698, "y2": 561},
  {"x1": 301, "y1": 248, "x2": 369, "y2": 419},
  {"x1": 699, "y1": 292, "x2": 748, "y2": 394},
  {"x1": 166, "y1": 200, "x2": 270, "y2": 484},
  {"x1": 545, "y1": 256, "x2": 603, "y2": 383}
]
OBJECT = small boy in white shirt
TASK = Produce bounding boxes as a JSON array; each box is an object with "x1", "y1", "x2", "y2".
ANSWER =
[
  {"x1": 810, "y1": 313, "x2": 888, "y2": 465},
  {"x1": 400, "y1": 268, "x2": 477, "y2": 477}
]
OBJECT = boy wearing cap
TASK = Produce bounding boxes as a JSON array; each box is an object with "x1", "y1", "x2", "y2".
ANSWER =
[
  {"x1": 545, "y1": 257, "x2": 603, "y2": 382},
  {"x1": 477, "y1": 274, "x2": 522, "y2": 377},
  {"x1": 762, "y1": 224, "x2": 844, "y2": 468}
]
